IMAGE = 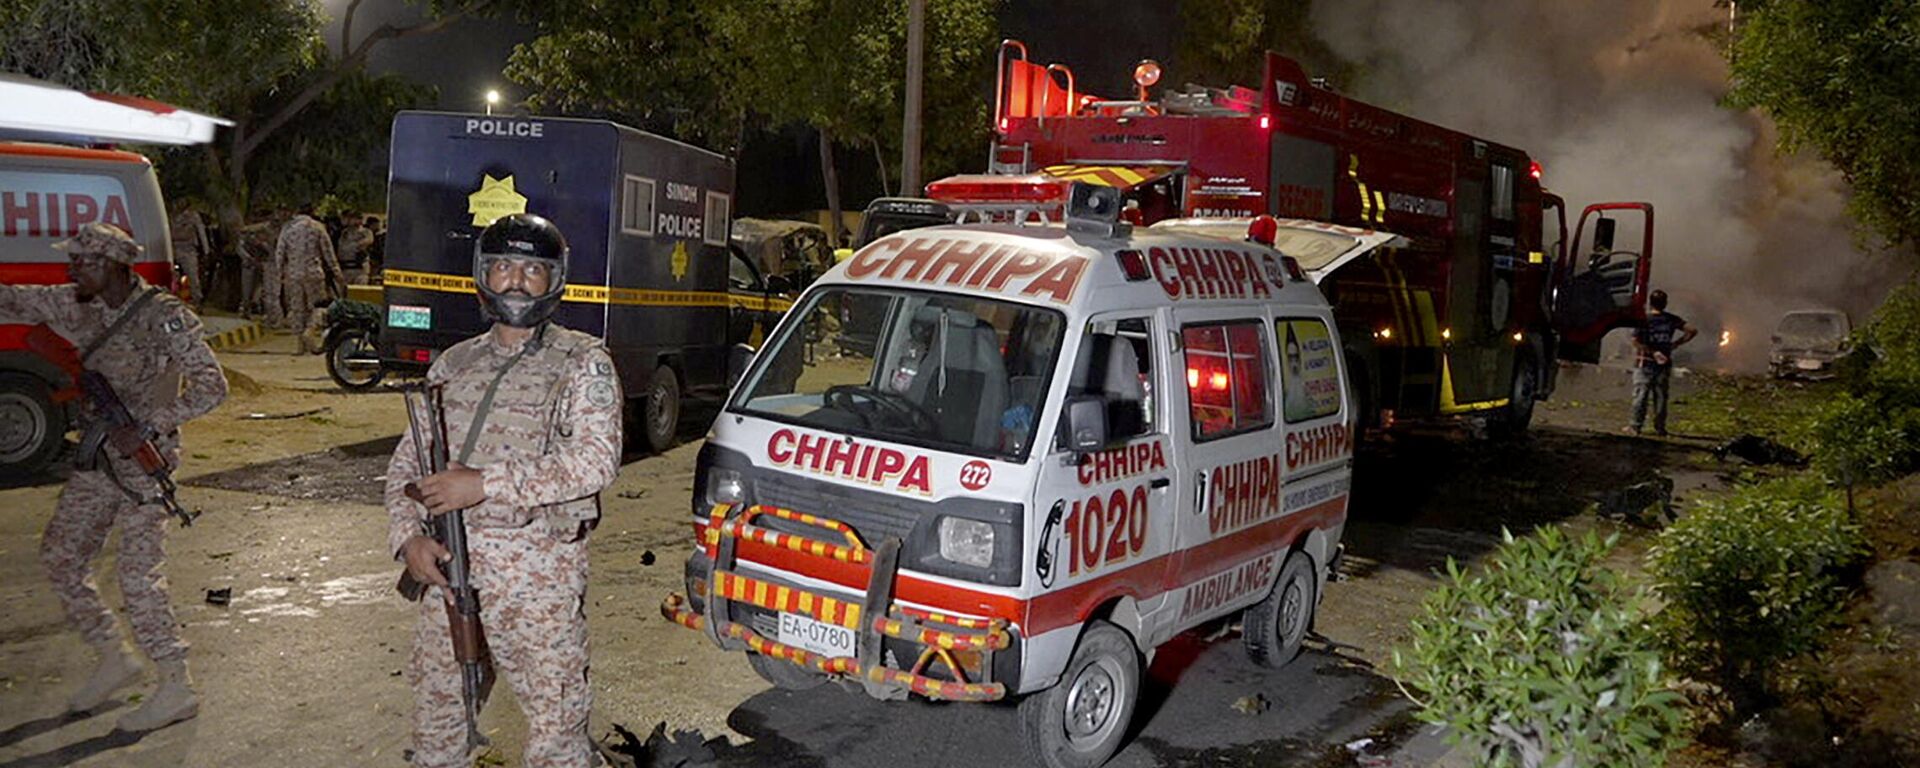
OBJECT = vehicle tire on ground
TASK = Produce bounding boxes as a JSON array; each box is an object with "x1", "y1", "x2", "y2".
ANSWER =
[
  {"x1": 1019, "y1": 621, "x2": 1140, "y2": 768},
  {"x1": 1244, "y1": 550, "x2": 1316, "y2": 669},
  {"x1": 1491, "y1": 351, "x2": 1538, "y2": 439},
  {"x1": 747, "y1": 651, "x2": 829, "y2": 691},
  {"x1": 641, "y1": 364, "x2": 681, "y2": 453},
  {"x1": 324, "y1": 328, "x2": 384, "y2": 391},
  {"x1": 0, "y1": 373, "x2": 66, "y2": 476}
]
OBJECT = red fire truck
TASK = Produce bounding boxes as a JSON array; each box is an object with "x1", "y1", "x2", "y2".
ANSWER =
[{"x1": 945, "y1": 40, "x2": 1655, "y2": 433}]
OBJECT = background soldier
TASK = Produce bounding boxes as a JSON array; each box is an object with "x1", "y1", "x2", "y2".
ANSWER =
[
  {"x1": 336, "y1": 213, "x2": 375, "y2": 286},
  {"x1": 168, "y1": 205, "x2": 211, "y2": 306},
  {"x1": 386, "y1": 213, "x2": 621, "y2": 768},
  {"x1": 0, "y1": 222, "x2": 228, "y2": 731},
  {"x1": 273, "y1": 207, "x2": 344, "y2": 353}
]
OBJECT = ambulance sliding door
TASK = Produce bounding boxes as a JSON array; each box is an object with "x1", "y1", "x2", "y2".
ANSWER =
[{"x1": 1158, "y1": 306, "x2": 1284, "y2": 643}]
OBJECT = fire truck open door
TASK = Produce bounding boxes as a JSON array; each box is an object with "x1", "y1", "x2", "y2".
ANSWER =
[{"x1": 1554, "y1": 203, "x2": 1655, "y2": 363}]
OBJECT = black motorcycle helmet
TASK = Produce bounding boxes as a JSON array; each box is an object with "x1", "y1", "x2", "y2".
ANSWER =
[{"x1": 473, "y1": 213, "x2": 568, "y2": 328}]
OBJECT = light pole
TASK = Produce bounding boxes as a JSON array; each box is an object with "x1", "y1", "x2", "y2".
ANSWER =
[
  {"x1": 485, "y1": 89, "x2": 501, "y2": 116},
  {"x1": 901, "y1": 0, "x2": 925, "y2": 197}
]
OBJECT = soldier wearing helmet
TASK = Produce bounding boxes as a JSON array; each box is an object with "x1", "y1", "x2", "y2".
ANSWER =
[
  {"x1": 0, "y1": 221, "x2": 228, "y2": 732},
  {"x1": 384, "y1": 213, "x2": 622, "y2": 767}
]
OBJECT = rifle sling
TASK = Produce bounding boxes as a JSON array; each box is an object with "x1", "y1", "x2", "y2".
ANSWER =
[
  {"x1": 80, "y1": 287, "x2": 160, "y2": 364},
  {"x1": 455, "y1": 323, "x2": 547, "y2": 466}
]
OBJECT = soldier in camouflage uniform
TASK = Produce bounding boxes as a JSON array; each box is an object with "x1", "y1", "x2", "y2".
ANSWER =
[
  {"x1": 273, "y1": 209, "x2": 344, "y2": 353},
  {"x1": 0, "y1": 222, "x2": 228, "y2": 731},
  {"x1": 386, "y1": 213, "x2": 622, "y2": 768},
  {"x1": 168, "y1": 206, "x2": 211, "y2": 306}
]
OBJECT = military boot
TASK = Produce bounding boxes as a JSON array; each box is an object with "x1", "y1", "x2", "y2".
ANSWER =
[
  {"x1": 68, "y1": 640, "x2": 141, "y2": 713},
  {"x1": 117, "y1": 659, "x2": 198, "y2": 731}
]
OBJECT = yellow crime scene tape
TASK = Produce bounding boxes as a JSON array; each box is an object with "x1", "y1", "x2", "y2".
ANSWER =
[{"x1": 382, "y1": 268, "x2": 791, "y2": 312}]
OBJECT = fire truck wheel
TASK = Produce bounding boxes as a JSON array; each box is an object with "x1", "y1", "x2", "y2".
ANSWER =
[
  {"x1": 1243, "y1": 551, "x2": 1315, "y2": 669},
  {"x1": 641, "y1": 365, "x2": 681, "y2": 453},
  {"x1": 0, "y1": 373, "x2": 64, "y2": 476},
  {"x1": 747, "y1": 651, "x2": 828, "y2": 691},
  {"x1": 1019, "y1": 621, "x2": 1140, "y2": 768},
  {"x1": 1492, "y1": 353, "x2": 1539, "y2": 438}
]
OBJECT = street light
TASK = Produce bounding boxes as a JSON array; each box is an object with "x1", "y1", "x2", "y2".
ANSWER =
[{"x1": 485, "y1": 89, "x2": 501, "y2": 115}]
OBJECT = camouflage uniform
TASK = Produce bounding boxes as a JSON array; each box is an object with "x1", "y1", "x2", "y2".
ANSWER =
[
  {"x1": 168, "y1": 209, "x2": 211, "y2": 305},
  {"x1": 384, "y1": 323, "x2": 622, "y2": 768},
  {"x1": 0, "y1": 231, "x2": 227, "y2": 668},
  {"x1": 273, "y1": 214, "x2": 342, "y2": 350}
]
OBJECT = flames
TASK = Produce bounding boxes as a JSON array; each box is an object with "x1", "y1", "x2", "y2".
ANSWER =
[{"x1": 1719, "y1": 329, "x2": 1732, "y2": 347}]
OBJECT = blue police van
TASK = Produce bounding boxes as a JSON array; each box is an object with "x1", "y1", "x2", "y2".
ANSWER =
[{"x1": 382, "y1": 110, "x2": 736, "y2": 451}]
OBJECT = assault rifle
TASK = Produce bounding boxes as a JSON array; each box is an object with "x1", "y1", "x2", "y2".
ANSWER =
[
  {"x1": 24, "y1": 323, "x2": 197, "y2": 526},
  {"x1": 395, "y1": 384, "x2": 492, "y2": 752}
]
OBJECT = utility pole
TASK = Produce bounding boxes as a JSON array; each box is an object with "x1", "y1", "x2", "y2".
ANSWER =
[{"x1": 901, "y1": 0, "x2": 926, "y2": 197}]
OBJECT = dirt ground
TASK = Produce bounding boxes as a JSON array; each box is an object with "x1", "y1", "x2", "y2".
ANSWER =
[{"x1": 0, "y1": 334, "x2": 1787, "y2": 767}]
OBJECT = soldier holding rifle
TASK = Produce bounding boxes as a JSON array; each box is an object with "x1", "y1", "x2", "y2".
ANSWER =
[
  {"x1": 385, "y1": 213, "x2": 622, "y2": 768},
  {"x1": 0, "y1": 222, "x2": 227, "y2": 731}
]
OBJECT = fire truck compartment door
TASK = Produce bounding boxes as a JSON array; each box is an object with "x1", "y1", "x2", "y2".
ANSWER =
[
  {"x1": 1040, "y1": 164, "x2": 1179, "y2": 191},
  {"x1": 1147, "y1": 218, "x2": 1404, "y2": 283}
]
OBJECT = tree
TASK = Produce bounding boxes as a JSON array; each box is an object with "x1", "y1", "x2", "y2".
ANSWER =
[
  {"x1": 508, "y1": 0, "x2": 999, "y2": 238},
  {"x1": 1177, "y1": 0, "x2": 1357, "y2": 91},
  {"x1": 1726, "y1": 0, "x2": 1920, "y2": 251}
]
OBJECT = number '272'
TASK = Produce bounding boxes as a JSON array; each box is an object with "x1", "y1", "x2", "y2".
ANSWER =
[{"x1": 1067, "y1": 486, "x2": 1149, "y2": 577}]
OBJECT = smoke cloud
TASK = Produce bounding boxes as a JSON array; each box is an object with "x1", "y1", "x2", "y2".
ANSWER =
[{"x1": 1310, "y1": 0, "x2": 1901, "y2": 370}]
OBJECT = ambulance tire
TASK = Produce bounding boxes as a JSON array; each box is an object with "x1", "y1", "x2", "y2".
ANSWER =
[
  {"x1": 747, "y1": 651, "x2": 828, "y2": 691},
  {"x1": 1019, "y1": 622, "x2": 1140, "y2": 768},
  {"x1": 641, "y1": 365, "x2": 681, "y2": 453},
  {"x1": 0, "y1": 373, "x2": 64, "y2": 476},
  {"x1": 1244, "y1": 551, "x2": 1315, "y2": 669}
]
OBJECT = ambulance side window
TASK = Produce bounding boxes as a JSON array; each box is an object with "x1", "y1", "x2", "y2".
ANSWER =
[
  {"x1": 1058, "y1": 317, "x2": 1156, "y2": 449},
  {"x1": 1183, "y1": 321, "x2": 1273, "y2": 441},
  {"x1": 1276, "y1": 318, "x2": 1342, "y2": 423}
]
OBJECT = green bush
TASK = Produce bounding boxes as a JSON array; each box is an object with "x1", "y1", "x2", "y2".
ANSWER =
[
  {"x1": 1806, "y1": 394, "x2": 1916, "y2": 499},
  {"x1": 1394, "y1": 528, "x2": 1686, "y2": 768},
  {"x1": 1647, "y1": 478, "x2": 1867, "y2": 720}
]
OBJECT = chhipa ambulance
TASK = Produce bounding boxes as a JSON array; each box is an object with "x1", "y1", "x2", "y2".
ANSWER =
[{"x1": 663, "y1": 180, "x2": 1358, "y2": 768}]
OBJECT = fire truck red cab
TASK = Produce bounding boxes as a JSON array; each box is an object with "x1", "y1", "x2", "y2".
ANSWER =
[
  {"x1": 667, "y1": 182, "x2": 1360, "y2": 767},
  {"x1": 987, "y1": 41, "x2": 1655, "y2": 432},
  {"x1": 0, "y1": 76, "x2": 228, "y2": 473}
]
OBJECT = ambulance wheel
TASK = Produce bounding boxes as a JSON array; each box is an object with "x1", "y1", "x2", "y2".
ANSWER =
[
  {"x1": 641, "y1": 365, "x2": 681, "y2": 453},
  {"x1": 0, "y1": 373, "x2": 64, "y2": 476},
  {"x1": 1019, "y1": 622, "x2": 1140, "y2": 768},
  {"x1": 747, "y1": 651, "x2": 829, "y2": 691},
  {"x1": 1244, "y1": 551, "x2": 1315, "y2": 669}
]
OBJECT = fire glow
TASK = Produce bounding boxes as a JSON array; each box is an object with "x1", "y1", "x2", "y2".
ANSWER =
[{"x1": 1720, "y1": 330, "x2": 1732, "y2": 347}]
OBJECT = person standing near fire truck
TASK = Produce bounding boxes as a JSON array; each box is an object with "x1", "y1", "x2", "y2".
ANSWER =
[
  {"x1": 1629, "y1": 289, "x2": 1697, "y2": 436},
  {"x1": 386, "y1": 213, "x2": 621, "y2": 768},
  {"x1": 0, "y1": 222, "x2": 228, "y2": 731}
]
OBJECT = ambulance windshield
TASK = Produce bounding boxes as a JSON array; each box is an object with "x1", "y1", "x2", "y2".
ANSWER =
[{"x1": 734, "y1": 287, "x2": 1066, "y2": 461}]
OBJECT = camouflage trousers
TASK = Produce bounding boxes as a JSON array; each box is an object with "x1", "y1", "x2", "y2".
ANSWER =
[
  {"x1": 42, "y1": 464, "x2": 186, "y2": 662},
  {"x1": 409, "y1": 522, "x2": 592, "y2": 768},
  {"x1": 285, "y1": 277, "x2": 331, "y2": 352}
]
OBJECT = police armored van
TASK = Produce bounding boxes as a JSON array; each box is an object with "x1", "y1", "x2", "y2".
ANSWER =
[
  {"x1": 664, "y1": 181, "x2": 1356, "y2": 767},
  {"x1": 383, "y1": 111, "x2": 737, "y2": 451}
]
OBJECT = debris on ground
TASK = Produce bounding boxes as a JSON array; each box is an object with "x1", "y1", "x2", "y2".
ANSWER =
[
  {"x1": 242, "y1": 407, "x2": 331, "y2": 420},
  {"x1": 204, "y1": 587, "x2": 232, "y2": 606},
  {"x1": 1596, "y1": 476, "x2": 1676, "y2": 528},
  {"x1": 1231, "y1": 693, "x2": 1271, "y2": 715},
  {"x1": 640, "y1": 550, "x2": 656, "y2": 566},
  {"x1": 617, "y1": 489, "x2": 648, "y2": 499},
  {"x1": 1714, "y1": 434, "x2": 1808, "y2": 467},
  {"x1": 598, "y1": 721, "x2": 730, "y2": 767}
]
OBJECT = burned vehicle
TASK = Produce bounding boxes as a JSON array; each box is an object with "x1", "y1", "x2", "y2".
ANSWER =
[{"x1": 1769, "y1": 309, "x2": 1850, "y2": 379}]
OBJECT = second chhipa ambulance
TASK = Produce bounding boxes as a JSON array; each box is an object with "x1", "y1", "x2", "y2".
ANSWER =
[{"x1": 664, "y1": 180, "x2": 1361, "y2": 767}]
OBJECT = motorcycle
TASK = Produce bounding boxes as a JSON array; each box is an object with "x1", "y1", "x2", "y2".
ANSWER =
[{"x1": 322, "y1": 299, "x2": 385, "y2": 391}]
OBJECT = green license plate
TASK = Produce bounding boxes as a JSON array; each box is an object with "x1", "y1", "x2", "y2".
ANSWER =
[{"x1": 387, "y1": 304, "x2": 431, "y2": 330}]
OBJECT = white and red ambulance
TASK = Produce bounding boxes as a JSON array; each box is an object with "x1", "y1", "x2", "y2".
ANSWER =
[
  {"x1": 664, "y1": 181, "x2": 1368, "y2": 767},
  {"x1": 0, "y1": 76, "x2": 229, "y2": 473}
]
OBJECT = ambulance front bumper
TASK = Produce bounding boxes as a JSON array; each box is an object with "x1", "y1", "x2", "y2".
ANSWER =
[{"x1": 662, "y1": 504, "x2": 1014, "y2": 702}]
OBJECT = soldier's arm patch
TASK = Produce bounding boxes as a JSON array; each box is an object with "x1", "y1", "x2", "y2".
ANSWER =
[
  {"x1": 590, "y1": 360, "x2": 614, "y2": 378},
  {"x1": 165, "y1": 316, "x2": 188, "y2": 334},
  {"x1": 586, "y1": 380, "x2": 616, "y2": 408}
]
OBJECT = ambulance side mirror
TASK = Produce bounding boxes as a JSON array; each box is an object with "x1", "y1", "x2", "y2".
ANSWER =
[
  {"x1": 727, "y1": 343, "x2": 756, "y2": 389},
  {"x1": 1063, "y1": 395, "x2": 1108, "y2": 453}
]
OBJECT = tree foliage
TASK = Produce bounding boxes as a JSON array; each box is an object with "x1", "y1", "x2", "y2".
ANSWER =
[
  {"x1": 508, "y1": 0, "x2": 999, "y2": 208},
  {"x1": 1177, "y1": 0, "x2": 1357, "y2": 90},
  {"x1": 1726, "y1": 0, "x2": 1920, "y2": 250}
]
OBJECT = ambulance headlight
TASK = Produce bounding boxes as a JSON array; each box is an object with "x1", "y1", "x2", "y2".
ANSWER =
[
  {"x1": 938, "y1": 517, "x2": 995, "y2": 569},
  {"x1": 706, "y1": 468, "x2": 746, "y2": 508}
]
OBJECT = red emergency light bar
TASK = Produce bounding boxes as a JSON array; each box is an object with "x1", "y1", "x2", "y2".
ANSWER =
[
  {"x1": 1530, "y1": 160, "x2": 1543, "y2": 180},
  {"x1": 926, "y1": 174, "x2": 1070, "y2": 205}
]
